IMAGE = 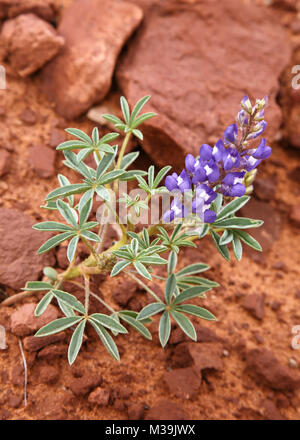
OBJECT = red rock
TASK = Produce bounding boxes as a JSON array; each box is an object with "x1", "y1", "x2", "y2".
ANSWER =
[
  {"x1": 242, "y1": 294, "x2": 265, "y2": 320},
  {"x1": 0, "y1": 208, "x2": 55, "y2": 289},
  {"x1": 111, "y1": 279, "x2": 138, "y2": 307},
  {"x1": 28, "y1": 144, "x2": 56, "y2": 178},
  {"x1": 49, "y1": 128, "x2": 66, "y2": 149},
  {"x1": 0, "y1": 149, "x2": 10, "y2": 177},
  {"x1": 37, "y1": 343, "x2": 68, "y2": 360},
  {"x1": 169, "y1": 342, "x2": 224, "y2": 372},
  {"x1": 289, "y1": 205, "x2": 300, "y2": 228},
  {"x1": 7, "y1": 394, "x2": 22, "y2": 409},
  {"x1": 0, "y1": 0, "x2": 57, "y2": 22},
  {"x1": 163, "y1": 367, "x2": 201, "y2": 399},
  {"x1": 23, "y1": 333, "x2": 65, "y2": 351},
  {"x1": 68, "y1": 374, "x2": 102, "y2": 397},
  {"x1": 262, "y1": 399, "x2": 285, "y2": 420},
  {"x1": 145, "y1": 400, "x2": 186, "y2": 421},
  {"x1": 88, "y1": 387, "x2": 110, "y2": 406},
  {"x1": 116, "y1": 0, "x2": 291, "y2": 167},
  {"x1": 40, "y1": 365, "x2": 59, "y2": 384},
  {"x1": 56, "y1": 246, "x2": 69, "y2": 270},
  {"x1": 10, "y1": 303, "x2": 58, "y2": 337},
  {"x1": 40, "y1": 0, "x2": 143, "y2": 119},
  {"x1": 1, "y1": 13, "x2": 64, "y2": 77},
  {"x1": 254, "y1": 177, "x2": 276, "y2": 201},
  {"x1": 240, "y1": 199, "x2": 282, "y2": 261},
  {"x1": 19, "y1": 107, "x2": 36, "y2": 125},
  {"x1": 127, "y1": 402, "x2": 145, "y2": 420},
  {"x1": 246, "y1": 348, "x2": 300, "y2": 391}
]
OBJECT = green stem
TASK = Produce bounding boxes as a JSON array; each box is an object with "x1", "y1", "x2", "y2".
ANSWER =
[
  {"x1": 115, "y1": 132, "x2": 131, "y2": 173},
  {"x1": 125, "y1": 271, "x2": 163, "y2": 303}
]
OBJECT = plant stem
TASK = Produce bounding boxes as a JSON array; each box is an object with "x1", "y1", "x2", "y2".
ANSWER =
[
  {"x1": 116, "y1": 132, "x2": 131, "y2": 173},
  {"x1": 125, "y1": 271, "x2": 163, "y2": 303},
  {"x1": 84, "y1": 274, "x2": 90, "y2": 314}
]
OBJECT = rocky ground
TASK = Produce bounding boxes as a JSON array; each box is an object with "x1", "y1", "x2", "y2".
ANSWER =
[{"x1": 0, "y1": 0, "x2": 300, "y2": 420}]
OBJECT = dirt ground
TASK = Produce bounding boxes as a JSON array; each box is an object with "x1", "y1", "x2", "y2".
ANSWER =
[{"x1": 0, "y1": 0, "x2": 300, "y2": 421}]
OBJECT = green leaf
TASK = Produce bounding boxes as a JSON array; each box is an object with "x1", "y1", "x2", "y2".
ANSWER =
[
  {"x1": 130, "y1": 95, "x2": 150, "y2": 123},
  {"x1": 35, "y1": 316, "x2": 83, "y2": 337},
  {"x1": 159, "y1": 311, "x2": 171, "y2": 348},
  {"x1": 173, "y1": 286, "x2": 211, "y2": 305},
  {"x1": 99, "y1": 170, "x2": 125, "y2": 185},
  {"x1": 219, "y1": 229, "x2": 233, "y2": 246},
  {"x1": 198, "y1": 224, "x2": 209, "y2": 238},
  {"x1": 57, "y1": 298, "x2": 76, "y2": 317},
  {"x1": 210, "y1": 229, "x2": 230, "y2": 261},
  {"x1": 68, "y1": 320, "x2": 86, "y2": 365},
  {"x1": 137, "y1": 303, "x2": 166, "y2": 320},
  {"x1": 170, "y1": 310, "x2": 196, "y2": 341},
  {"x1": 46, "y1": 184, "x2": 90, "y2": 201},
  {"x1": 176, "y1": 263, "x2": 210, "y2": 277},
  {"x1": 213, "y1": 217, "x2": 263, "y2": 229},
  {"x1": 98, "y1": 132, "x2": 119, "y2": 144},
  {"x1": 37, "y1": 232, "x2": 75, "y2": 254},
  {"x1": 121, "y1": 151, "x2": 140, "y2": 170},
  {"x1": 95, "y1": 186, "x2": 110, "y2": 202},
  {"x1": 120, "y1": 96, "x2": 130, "y2": 125},
  {"x1": 153, "y1": 166, "x2": 172, "y2": 189},
  {"x1": 165, "y1": 273, "x2": 176, "y2": 304},
  {"x1": 168, "y1": 251, "x2": 178, "y2": 274},
  {"x1": 132, "y1": 112, "x2": 157, "y2": 128},
  {"x1": 119, "y1": 314, "x2": 152, "y2": 340},
  {"x1": 57, "y1": 140, "x2": 90, "y2": 151},
  {"x1": 232, "y1": 235, "x2": 243, "y2": 261},
  {"x1": 132, "y1": 129, "x2": 143, "y2": 140},
  {"x1": 90, "y1": 314, "x2": 128, "y2": 334},
  {"x1": 65, "y1": 128, "x2": 92, "y2": 145},
  {"x1": 52, "y1": 289, "x2": 85, "y2": 314},
  {"x1": 217, "y1": 196, "x2": 250, "y2": 220},
  {"x1": 90, "y1": 320, "x2": 120, "y2": 361},
  {"x1": 102, "y1": 114, "x2": 123, "y2": 126},
  {"x1": 80, "y1": 230, "x2": 101, "y2": 242},
  {"x1": 133, "y1": 261, "x2": 152, "y2": 280},
  {"x1": 34, "y1": 291, "x2": 53, "y2": 316},
  {"x1": 92, "y1": 127, "x2": 99, "y2": 145},
  {"x1": 33, "y1": 221, "x2": 73, "y2": 232},
  {"x1": 67, "y1": 236, "x2": 79, "y2": 263},
  {"x1": 96, "y1": 153, "x2": 115, "y2": 179},
  {"x1": 23, "y1": 281, "x2": 53, "y2": 291},
  {"x1": 56, "y1": 199, "x2": 78, "y2": 228},
  {"x1": 111, "y1": 260, "x2": 131, "y2": 277},
  {"x1": 175, "y1": 304, "x2": 217, "y2": 321},
  {"x1": 234, "y1": 230, "x2": 262, "y2": 251},
  {"x1": 79, "y1": 198, "x2": 93, "y2": 225}
]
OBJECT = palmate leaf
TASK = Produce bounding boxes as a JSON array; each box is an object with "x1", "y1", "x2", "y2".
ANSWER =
[
  {"x1": 23, "y1": 281, "x2": 53, "y2": 291},
  {"x1": 173, "y1": 286, "x2": 211, "y2": 305},
  {"x1": 46, "y1": 184, "x2": 90, "y2": 201},
  {"x1": 165, "y1": 273, "x2": 176, "y2": 304},
  {"x1": 65, "y1": 128, "x2": 92, "y2": 144},
  {"x1": 170, "y1": 310, "x2": 197, "y2": 341},
  {"x1": 110, "y1": 260, "x2": 131, "y2": 277},
  {"x1": 79, "y1": 198, "x2": 93, "y2": 226},
  {"x1": 210, "y1": 229, "x2": 230, "y2": 261},
  {"x1": 35, "y1": 316, "x2": 83, "y2": 337},
  {"x1": 67, "y1": 236, "x2": 79, "y2": 262},
  {"x1": 34, "y1": 291, "x2": 54, "y2": 317},
  {"x1": 219, "y1": 230, "x2": 234, "y2": 246},
  {"x1": 234, "y1": 230, "x2": 262, "y2": 251},
  {"x1": 80, "y1": 230, "x2": 101, "y2": 242},
  {"x1": 176, "y1": 263, "x2": 210, "y2": 277},
  {"x1": 121, "y1": 151, "x2": 140, "y2": 170},
  {"x1": 232, "y1": 234, "x2": 243, "y2": 261},
  {"x1": 130, "y1": 95, "x2": 150, "y2": 123},
  {"x1": 119, "y1": 313, "x2": 152, "y2": 340},
  {"x1": 33, "y1": 221, "x2": 73, "y2": 233},
  {"x1": 68, "y1": 320, "x2": 86, "y2": 365},
  {"x1": 133, "y1": 261, "x2": 152, "y2": 280},
  {"x1": 216, "y1": 195, "x2": 250, "y2": 220},
  {"x1": 56, "y1": 199, "x2": 78, "y2": 228},
  {"x1": 90, "y1": 320, "x2": 120, "y2": 361},
  {"x1": 120, "y1": 96, "x2": 130, "y2": 125},
  {"x1": 213, "y1": 217, "x2": 263, "y2": 229}
]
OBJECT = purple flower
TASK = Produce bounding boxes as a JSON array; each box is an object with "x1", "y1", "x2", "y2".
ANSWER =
[
  {"x1": 192, "y1": 194, "x2": 217, "y2": 223},
  {"x1": 252, "y1": 138, "x2": 271, "y2": 159},
  {"x1": 199, "y1": 144, "x2": 213, "y2": 161},
  {"x1": 202, "y1": 159, "x2": 220, "y2": 182},
  {"x1": 192, "y1": 164, "x2": 206, "y2": 184},
  {"x1": 221, "y1": 172, "x2": 246, "y2": 197},
  {"x1": 241, "y1": 155, "x2": 261, "y2": 171},
  {"x1": 247, "y1": 121, "x2": 267, "y2": 140},
  {"x1": 238, "y1": 110, "x2": 249, "y2": 127},
  {"x1": 223, "y1": 123, "x2": 238, "y2": 145},
  {"x1": 223, "y1": 148, "x2": 240, "y2": 171},
  {"x1": 185, "y1": 154, "x2": 196, "y2": 173},
  {"x1": 163, "y1": 198, "x2": 188, "y2": 222},
  {"x1": 241, "y1": 95, "x2": 252, "y2": 113},
  {"x1": 165, "y1": 172, "x2": 179, "y2": 191},
  {"x1": 165, "y1": 170, "x2": 192, "y2": 192},
  {"x1": 195, "y1": 184, "x2": 218, "y2": 204},
  {"x1": 212, "y1": 139, "x2": 226, "y2": 163}
]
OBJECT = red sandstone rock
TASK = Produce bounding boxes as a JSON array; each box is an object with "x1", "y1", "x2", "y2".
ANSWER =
[
  {"x1": 163, "y1": 367, "x2": 201, "y2": 399},
  {"x1": 0, "y1": 208, "x2": 55, "y2": 289},
  {"x1": 1, "y1": 13, "x2": 64, "y2": 77},
  {"x1": 0, "y1": 0, "x2": 57, "y2": 22},
  {"x1": 117, "y1": 0, "x2": 291, "y2": 167},
  {"x1": 40, "y1": 0, "x2": 143, "y2": 119},
  {"x1": 289, "y1": 205, "x2": 300, "y2": 228},
  {"x1": 10, "y1": 303, "x2": 58, "y2": 337},
  {"x1": 145, "y1": 400, "x2": 186, "y2": 420},
  {"x1": 242, "y1": 294, "x2": 265, "y2": 320},
  {"x1": 0, "y1": 149, "x2": 10, "y2": 177},
  {"x1": 28, "y1": 144, "x2": 56, "y2": 178},
  {"x1": 88, "y1": 387, "x2": 110, "y2": 406}
]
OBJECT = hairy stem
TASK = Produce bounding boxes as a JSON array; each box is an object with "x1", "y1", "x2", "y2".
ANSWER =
[{"x1": 125, "y1": 271, "x2": 163, "y2": 303}]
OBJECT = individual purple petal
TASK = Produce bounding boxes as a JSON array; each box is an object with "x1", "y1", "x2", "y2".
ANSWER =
[
  {"x1": 203, "y1": 209, "x2": 217, "y2": 223},
  {"x1": 247, "y1": 121, "x2": 267, "y2": 140},
  {"x1": 238, "y1": 110, "x2": 248, "y2": 127},
  {"x1": 203, "y1": 160, "x2": 220, "y2": 182},
  {"x1": 165, "y1": 173, "x2": 179, "y2": 191},
  {"x1": 223, "y1": 123, "x2": 238, "y2": 145},
  {"x1": 229, "y1": 183, "x2": 246, "y2": 197},
  {"x1": 177, "y1": 169, "x2": 192, "y2": 191},
  {"x1": 185, "y1": 154, "x2": 196, "y2": 173},
  {"x1": 252, "y1": 138, "x2": 272, "y2": 159},
  {"x1": 223, "y1": 171, "x2": 245, "y2": 186},
  {"x1": 223, "y1": 148, "x2": 240, "y2": 171},
  {"x1": 212, "y1": 139, "x2": 225, "y2": 162},
  {"x1": 192, "y1": 165, "x2": 206, "y2": 184},
  {"x1": 242, "y1": 155, "x2": 261, "y2": 171},
  {"x1": 199, "y1": 144, "x2": 213, "y2": 161},
  {"x1": 196, "y1": 184, "x2": 217, "y2": 204}
]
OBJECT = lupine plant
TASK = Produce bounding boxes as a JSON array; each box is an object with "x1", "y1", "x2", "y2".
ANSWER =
[{"x1": 23, "y1": 94, "x2": 271, "y2": 365}]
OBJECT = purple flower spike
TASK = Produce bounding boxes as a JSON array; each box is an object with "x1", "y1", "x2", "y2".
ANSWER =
[
  {"x1": 177, "y1": 169, "x2": 192, "y2": 192},
  {"x1": 199, "y1": 144, "x2": 213, "y2": 161},
  {"x1": 252, "y1": 138, "x2": 272, "y2": 160},
  {"x1": 223, "y1": 123, "x2": 238, "y2": 145},
  {"x1": 196, "y1": 184, "x2": 218, "y2": 205},
  {"x1": 203, "y1": 160, "x2": 220, "y2": 182}
]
